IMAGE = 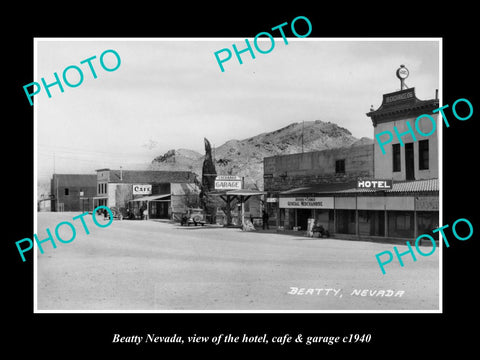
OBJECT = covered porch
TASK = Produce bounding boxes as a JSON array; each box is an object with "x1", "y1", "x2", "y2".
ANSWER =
[
  {"x1": 128, "y1": 194, "x2": 171, "y2": 219},
  {"x1": 210, "y1": 189, "x2": 266, "y2": 228}
]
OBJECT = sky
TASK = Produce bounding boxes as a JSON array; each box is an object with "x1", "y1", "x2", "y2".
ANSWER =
[{"x1": 35, "y1": 38, "x2": 440, "y2": 182}]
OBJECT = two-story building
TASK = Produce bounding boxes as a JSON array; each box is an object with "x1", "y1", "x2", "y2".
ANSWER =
[
  {"x1": 264, "y1": 69, "x2": 439, "y2": 243},
  {"x1": 263, "y1": 144, "x2": 374, "y2": 232}
]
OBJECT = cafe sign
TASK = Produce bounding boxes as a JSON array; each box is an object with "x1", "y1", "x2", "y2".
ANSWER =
[
  {"x1": 133, "y1": 184, "x2": 152, "y2": 195},
  {"x1": 279, "y1": 197, "x2": 334, "y2": 209}
]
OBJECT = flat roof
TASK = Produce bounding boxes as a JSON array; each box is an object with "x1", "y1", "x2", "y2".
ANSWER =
[{"x1": 280, "y1": 182, "x2": 357, "y2": 195}]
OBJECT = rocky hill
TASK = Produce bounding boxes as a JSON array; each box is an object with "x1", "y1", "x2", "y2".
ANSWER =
[{"x1": 149, "y1": 120, "x2": 373, "y2": 189}]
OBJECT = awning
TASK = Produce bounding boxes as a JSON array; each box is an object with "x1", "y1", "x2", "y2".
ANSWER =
[
  {"x1": 129, "y1": 194, "x2": 170, "y2": 202},
  {"x1": 279, "y1": 179, "x2": 439, "y2": 196},
  {"x1": 225, "y1": 189, "x2": 266, "y2": 196},
  {"x1": 209, "y1": 189, "x2": 265, "y2": 206},
  {"x1": 210, "y1": 189, "x2": 266, "y2": 196},
  {"x1": 335, "y1": 178, "x2": 439, "y2": 194},
  {"x1": 280, "y1": 182, "x2": 357, "y2": 195}
]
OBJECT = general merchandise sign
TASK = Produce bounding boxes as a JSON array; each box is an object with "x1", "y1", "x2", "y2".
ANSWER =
[{"x1": 279, "y1": 197, "x2": 334, "y2": 209}]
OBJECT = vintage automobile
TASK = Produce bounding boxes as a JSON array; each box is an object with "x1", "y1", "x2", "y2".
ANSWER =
[
  {"x1": 180, "y1": 208, "x2": 206, "y2": 226},
  {"x1": 312, "y1": 224, "x2": 330, "y2": 238},
  {"x1": 104, "y1": 206, "x2": 132, "y2": 221}
]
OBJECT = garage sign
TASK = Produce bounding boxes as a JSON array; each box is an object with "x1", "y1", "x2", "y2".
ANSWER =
[{"x1": 214, "y1": 175, "x2": 243, "y2": 190}]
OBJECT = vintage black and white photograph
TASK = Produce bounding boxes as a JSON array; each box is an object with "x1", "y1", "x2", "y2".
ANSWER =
[{"x1": 34, "y1": 38, "x2": 441, "y2": 312}]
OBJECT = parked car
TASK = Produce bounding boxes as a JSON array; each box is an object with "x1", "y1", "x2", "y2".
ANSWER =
[
  {"x1": 108, "y1": 206, "x2": 124, "y2": 220},
  {"x1": 180, "y1": 208, "x2": 206, "y2": 226},
  {"x1": 312, "y1": 224, "x2": 330, "y2": 238}
]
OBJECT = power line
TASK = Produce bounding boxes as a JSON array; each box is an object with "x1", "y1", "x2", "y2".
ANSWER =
[
  {"x1": 38, "y1": 154, "x2": 108, "y2": 164},
  {"x1": 38, "y1": 143, "x2": 155, "y2": 158},
  {"x1": 37, "y1": 152, "x2": 150, "y2": 166}
]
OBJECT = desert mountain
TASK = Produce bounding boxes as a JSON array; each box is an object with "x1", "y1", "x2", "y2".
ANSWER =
[{"x1": 149, "y1": 120, "x2": 373, "y2": 189}]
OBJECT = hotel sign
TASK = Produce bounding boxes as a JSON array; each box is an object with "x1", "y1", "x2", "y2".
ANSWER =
[
  {"x1": 279, "y1": 197, "x2": 334, "y2": 209},
  {"x1": 133, "y1": 184, "x2": 152, "y2": 195},
  {"x1": 214, "y1": 175, "x2": 243, "y2": 190},
  {"x1": 357, "y1": 179, "x2": 393, "y2": 190}
]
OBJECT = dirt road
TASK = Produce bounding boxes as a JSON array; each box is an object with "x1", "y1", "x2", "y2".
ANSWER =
[{"x1": 36, "y1": 212, "x2": 439, "y2": 311}]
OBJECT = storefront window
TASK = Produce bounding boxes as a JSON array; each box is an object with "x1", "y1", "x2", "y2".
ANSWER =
[
  {"x1": 279, "y1": 208, "x2": 285, "y2": 228},
  {"x1": 417, "y1": 211, "x2": 439, "y2": 240},
  {"x1": 314, "y1": 209, "x2": 334, "y2": 233},
  {"x1": 388, "y1": 211, "x2": 414, "y2": 238},
  {"x1": 358, "y1": 210, "x2": 385, "y2": 236},
  {"x1": 336, "y1": 209, "x2": 356, "y2": 234}
]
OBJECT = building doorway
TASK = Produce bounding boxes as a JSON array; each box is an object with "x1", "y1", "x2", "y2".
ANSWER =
[
  {"x1": 336, "y1": 209, "x2": 356, "y2": 234},
  {"x1": 80, "y1": 197, "x2": 92, "y2": 212},
  {"x1": 388, "y1": 210, "x2": 414, "y2": 238},
  {"x1": 295, "y1": 209, "x2": 312, "y2": 230},
  {"x1": 149, "y1": 200, "x2": 170, "y2": 219},
  {"x1": 358, "y1": 210, "x2": 385, "y2": 236},
  {"x1": 405, "y1": 142, "x2": 415, "y2": 180}
]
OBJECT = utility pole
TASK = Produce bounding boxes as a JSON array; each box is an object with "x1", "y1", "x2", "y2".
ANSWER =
[
  {"x1": 56, "y1": 176, "x2": 59, "y2": 212},
  {"x1": 241, "y1": 177, "x2": 245, "y2": 228},
  {"x1": 53, "y1": 152, "x2": 57, "y2": 211},
  {"x1": 301, "y1": 121, "x2": 304, "y2": 153}
]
